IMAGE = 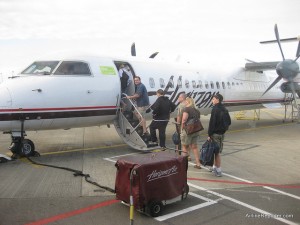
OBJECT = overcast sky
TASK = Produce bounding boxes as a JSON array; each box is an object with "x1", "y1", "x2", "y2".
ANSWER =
[{"x1": 0, "y1": 0, "x2": 300, "y2": 79}]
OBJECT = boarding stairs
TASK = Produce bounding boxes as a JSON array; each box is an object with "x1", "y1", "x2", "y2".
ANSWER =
[
  {"x1": 113, "y1": 95, "x2": 159, "y2": 151},
  {"x1": 283, "y1": 93, "x2": 300, "y2": 122}
]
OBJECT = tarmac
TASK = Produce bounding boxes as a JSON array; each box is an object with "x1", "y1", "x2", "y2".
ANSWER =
[{"x1": 0, "y1": 108, "x2": 299, "y2": 225}]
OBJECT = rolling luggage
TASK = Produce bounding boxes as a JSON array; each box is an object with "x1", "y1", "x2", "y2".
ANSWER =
[{"x1": 115, "y1": 151, "x2": 189, "y2": 217}]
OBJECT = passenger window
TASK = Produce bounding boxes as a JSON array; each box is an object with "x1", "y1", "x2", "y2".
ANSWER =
[
  {"x1": 192, "y1": 80, "x2": 196, "y2": 88},
  {"x1": 54, "y1": 61, "x2": 91, "y2": 75},
  {"x1": 185, "y1": 79, "x2": 190, "y2": 88},
  {"x1": 149, "y1": 78, "x2": 155, "y2": 88},
  {"x1": 159, "y1": 78, "x2": 165, "y2": 88},
  {"x1": 198, "y1": 80, "x2": 203, "y2": 89},
  {"x1": 205, "y1": 81, "x2": 209, "y2": 89},
  {"x1": 216, "y1": 82, "x2": 220, "y2": 89},
  {"x1": 178, "y1": 78, "x2": 182, "y2": 88},
  {"x1": 210, "y1": 81, "x2": 214, "y2": 89},
  {"x1": 168, "y1": 78, "x2": 174, "y2": 88},
  {"x1": 227, "y1": 82, "x2": 231, "y2": 89},
  {"x1": 222, "y1": 82, "x2": 226, "y2": 89}
]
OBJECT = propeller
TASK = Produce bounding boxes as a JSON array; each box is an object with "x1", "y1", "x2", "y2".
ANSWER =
[
  {"x1": 149, "y1": 52, "x2": 159, "y2": 58},
  {"x1": 261, "y1": 24, "x2": 300, "y2": 98},
  {"x1": 130, "y1": 42, "x2": 159, "y2": 58},
  {"x1": 131, "y1": 42, "x2": 136, "y2": 56},
  {"x1": 274, "y1": 24, "x2": 285, "y2": 60}
]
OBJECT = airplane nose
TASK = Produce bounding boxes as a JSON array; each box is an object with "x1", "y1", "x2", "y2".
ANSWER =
[{"x1": 0, "y1": 86, "x2": 12, "y2": 107}]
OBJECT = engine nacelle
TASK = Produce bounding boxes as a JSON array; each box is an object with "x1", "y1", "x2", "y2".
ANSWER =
[{"x1": 280, "y1": 82, "x2": 300, "y2": 93}]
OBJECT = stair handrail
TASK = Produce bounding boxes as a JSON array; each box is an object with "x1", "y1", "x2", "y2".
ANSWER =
[{"x1": 121, "y1": 93, "x2": 145, "y2": 134}]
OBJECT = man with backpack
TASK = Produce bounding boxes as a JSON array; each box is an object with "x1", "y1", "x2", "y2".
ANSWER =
[
  {"x1": 207, "y1": 93, "x2": 231, "y2": 177},
  {"x1": 118, "y1": 64, "x2": 129, "y2": 94}
]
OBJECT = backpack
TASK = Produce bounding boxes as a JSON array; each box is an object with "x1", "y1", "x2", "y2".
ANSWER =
[
  {"x1": 220, "y1": 108, "x2": 231, "y2": 131},
  {"x1": 200, "y1": 140, "x2": 219, "y2": 166},
  {"x1": 120, "y1": 70, "x2": 129, "y2": 91}
]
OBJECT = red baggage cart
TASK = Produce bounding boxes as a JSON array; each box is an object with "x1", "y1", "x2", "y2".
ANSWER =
[{"x1": 115, "y1": 151, "x2": 189, "y2": 217}]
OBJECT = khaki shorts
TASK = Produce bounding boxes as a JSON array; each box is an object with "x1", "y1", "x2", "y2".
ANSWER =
[
  {"x1": 180, "y1": 130, "x2": 200, "y2": 145},
  {"x1": 212, "y1": 133, "x2": 224, "y2": 153},
  {"x1": 135, "y1": 106, "x2": 148, "y2": 119}
]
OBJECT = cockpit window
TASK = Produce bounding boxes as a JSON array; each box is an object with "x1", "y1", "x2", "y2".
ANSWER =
[
  {"x1": 54, "y1": 61, "x2": 91, "y2": 75},
  {"x1": 21, "y1": 61, "x2": 59, "y2": 75}
]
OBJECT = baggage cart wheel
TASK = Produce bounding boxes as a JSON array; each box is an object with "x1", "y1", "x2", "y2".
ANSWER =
[
  {"x1": 148, "y1": 201, "x2": 163, "y2": 217},
  {"x1": 182, "y1": 184, "x2": 189, "y2": 200}
]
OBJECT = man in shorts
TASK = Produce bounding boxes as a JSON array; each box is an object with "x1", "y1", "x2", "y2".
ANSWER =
[{"x1": 126, "y1": 76, "x2": 149, "y2": 135}]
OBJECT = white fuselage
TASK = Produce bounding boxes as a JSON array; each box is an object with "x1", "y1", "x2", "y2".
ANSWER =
[{"x1": 0, "y1": 56, "x2": 286, "y2": 133}]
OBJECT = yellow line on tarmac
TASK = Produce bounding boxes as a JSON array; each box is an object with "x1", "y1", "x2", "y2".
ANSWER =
[
  {"x1": 261, "y1": 108, "x2": 287, "y2": 117},
  {"x1": 227, "y1": 121, "x2": 294, "y2": 134},
  {"x1": 5, "y1": 143, "x2": 127, "y2": 157},
  {"x1": 41, "y1": 143, "x2": 127, "y2": 156}
]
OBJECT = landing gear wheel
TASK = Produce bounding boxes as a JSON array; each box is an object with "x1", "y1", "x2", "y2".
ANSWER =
[
  {"x1": 148, "y1": 201, "x2": 163, "y2": 217},
  {"x1": 21, "y1": 139, "x2": 35, "y2": 157}
]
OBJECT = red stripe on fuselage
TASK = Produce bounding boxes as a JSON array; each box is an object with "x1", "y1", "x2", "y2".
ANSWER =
[{"x1": 0, "y1": 106, "x2": 117, "y2": 113}]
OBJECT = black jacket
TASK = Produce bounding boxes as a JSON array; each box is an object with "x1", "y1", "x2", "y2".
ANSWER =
[
  {"x1": 208, "y1": 103, "x2": 227, "y2": 136},
  {"x1": 150, "y1": 96, "x2": 176, "y2": 120}
]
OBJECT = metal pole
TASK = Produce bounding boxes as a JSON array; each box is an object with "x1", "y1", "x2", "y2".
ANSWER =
[{"x1": 129, "y1": 169, "x2": 135, "y2": 225}]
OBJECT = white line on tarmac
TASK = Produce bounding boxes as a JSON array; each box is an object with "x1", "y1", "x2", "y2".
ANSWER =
[
  {"x1": 188, "y1": 182, "x2": 298, "y2": 225},
  {"x1": 103, "y1": 152, "x2": 139, "y2": 163},
  {"x1": 190, "y1": 162, "x2": 300, "y2": 201},
  {"x1": 223, "y1": 172, "x2": 300, "y2": 200},
  {"x1": 155, "y1": 192, "x2": 217, "y2": 221}
]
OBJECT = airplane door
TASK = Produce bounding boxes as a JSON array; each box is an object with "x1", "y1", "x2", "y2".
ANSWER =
[{"x1": 114, "y1": 61, "x2": 136, "y2": 96}]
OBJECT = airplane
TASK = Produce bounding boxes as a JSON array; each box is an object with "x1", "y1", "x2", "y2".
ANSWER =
[{"x1": 0, "y1": 24, "x2": 299, "y2": 160}]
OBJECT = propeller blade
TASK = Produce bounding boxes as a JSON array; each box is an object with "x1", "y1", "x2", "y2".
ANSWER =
[
  {"x1": 262, "y1": 75, "x2": 282, "y2": 96},
  {"x1": 260, "y1": 37, "x2": 298, "y2": 44},
  {"x1": 274, "y1": 24, "x2": 285, "y2": 60},
  {"x1": 149, "y1": 52, "x2": 159, "y2": 58},
  {"x1": 296, "y1": 41, "x2": 300, "y2": 58},
  {"x1": 131, "y1": 42, "x2": 136, "y2": 56},
  {"x1": 245, "y1": 58, "x2": 257, "y2": 63}
]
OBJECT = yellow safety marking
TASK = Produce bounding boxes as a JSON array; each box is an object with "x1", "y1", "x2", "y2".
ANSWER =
[
  {"x1": 41, "y1": 143, "x2": 127, "y2": 156},
  {"x1": 19, "y1": 158, "x2": 41, "y2": 168},
  {"x1": 227, "y1": 121, "x2": 294, "y2": 134},
  {"x1": 261, "y1": 109, "x2": 285, "y2": 117}
]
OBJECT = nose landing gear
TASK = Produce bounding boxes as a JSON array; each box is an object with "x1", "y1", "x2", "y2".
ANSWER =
[
  {"x1": 8, "y1": 119, "x2": 40, "y2": 159},
  {"x1": 9, "y1": 137, "x2": 39, "y2": 159}
]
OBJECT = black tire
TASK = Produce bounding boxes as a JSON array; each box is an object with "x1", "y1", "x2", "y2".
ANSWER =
[
  {"x1": 21, "y1": 139, "x2": 35, "y2": 156},
  {"x1": 182, "y1": 184, "x2": 189, "y2": 200},
  {"x1": 148, "y1": 201, "x2": 163, "y2": 217},
  {"x1": 0, "y1": 157, "x2": 8, "y2": 163}
]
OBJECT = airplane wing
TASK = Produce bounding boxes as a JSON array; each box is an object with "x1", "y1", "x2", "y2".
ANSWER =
[{"x1": 245, "y1": 61, "x2": 280, "y2": 71}]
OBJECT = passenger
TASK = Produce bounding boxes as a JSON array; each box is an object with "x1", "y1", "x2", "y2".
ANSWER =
[
  {"x1": 118, "y1": 64, "x2": 129, "y2": 94},
  {"x1": 147, "y1": 89, "x2": 176, "y2": 149},
  {"x1": 181, "y1": 97, "x2": 201, "y2": 169},
  {"x1": 207, "y1": 93, "x2": 228, "y2": 177},
  {"x1": 126, "y1": 76, "x2": 150, "y2": 136},
  {"x1": 124, "y1": 65, "x2": 133, "y2": 93},
  {"x1": 176, "y1": 93, "x2": 190, "y2": 158}
]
